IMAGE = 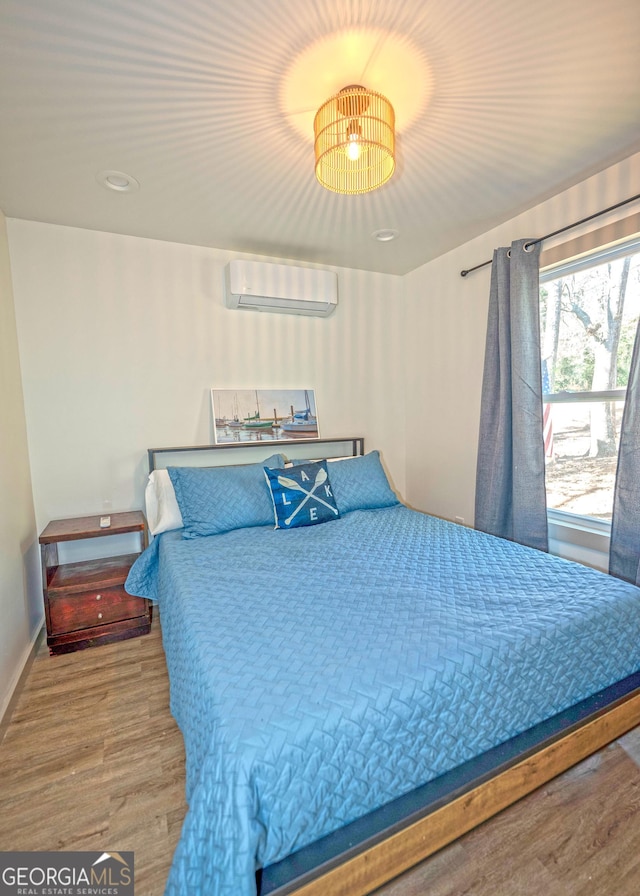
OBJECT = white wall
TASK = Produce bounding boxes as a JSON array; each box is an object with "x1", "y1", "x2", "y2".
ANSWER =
[
  {"x1": 0, "y1": 210, "x2": 41, "y2": 720},
  {"x1": 403, "y1": 149, "x2": 640, "y2": 544},
  {"x1": 7, "y1": 222, "x2": 406, "y2": 538}
]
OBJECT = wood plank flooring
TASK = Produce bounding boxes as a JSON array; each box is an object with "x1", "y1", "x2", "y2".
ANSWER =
[
  {"x1": 0, "y1": 619, "x2": 186, "y2": 896},
  {"x1": 2, "y1": 618, "x2": 640, "y2": 896}
]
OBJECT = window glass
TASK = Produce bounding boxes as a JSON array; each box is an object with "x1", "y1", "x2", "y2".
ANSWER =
[{"x1": 540, "y1": 239, "x2": 640, "y2": 522}]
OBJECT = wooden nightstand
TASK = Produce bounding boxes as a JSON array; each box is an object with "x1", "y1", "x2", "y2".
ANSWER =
[{"x1": 39, "y1": 511, "x2": 152, "y2": 655}]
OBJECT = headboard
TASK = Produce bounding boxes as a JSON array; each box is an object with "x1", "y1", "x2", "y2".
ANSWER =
[{"x1": 147, "y1": 436, "x2": 364, "y2": 473}]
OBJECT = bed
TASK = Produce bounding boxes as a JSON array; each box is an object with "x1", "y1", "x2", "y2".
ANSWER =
[{"x1": 124, "y1": 437, "x2": 640, "y2": 896}]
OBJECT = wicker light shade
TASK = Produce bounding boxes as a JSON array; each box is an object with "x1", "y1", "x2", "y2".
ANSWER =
[{"x1": 314, "y1": 86, "x2": 395, "y2": 195}]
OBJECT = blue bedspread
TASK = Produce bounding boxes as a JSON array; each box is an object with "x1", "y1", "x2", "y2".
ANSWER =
[{"x1": 125, "y1": 505, "x2": 640, "y2": 895}]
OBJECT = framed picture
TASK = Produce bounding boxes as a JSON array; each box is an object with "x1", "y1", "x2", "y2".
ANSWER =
[{"x1": 211, "y1": 389, "x2": 319, "y2": 444}]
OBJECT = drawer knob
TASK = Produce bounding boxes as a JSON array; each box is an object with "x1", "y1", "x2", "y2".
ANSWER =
[
  {"x1": 97, "y1": 612, "x2": 103, "y2": 619},
  {"x1": 96, "y1": 594, "x2": 101, "y2": 600}
]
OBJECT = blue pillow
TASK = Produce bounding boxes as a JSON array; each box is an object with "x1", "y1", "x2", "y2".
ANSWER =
[
  {"x1": 264, "y1": 461, "x2": 340, "y2": 529},
  {"x1": 328, "y1": 451, "x2": 399, "y2": 514},
  {"x1": 168, "y1": 453, "x2": 285, "y2": 538}
]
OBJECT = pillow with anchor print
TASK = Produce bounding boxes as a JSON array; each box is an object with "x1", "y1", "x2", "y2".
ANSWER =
[{"x1": 264, "y1": 460, "x2": 340, "y2": 530}]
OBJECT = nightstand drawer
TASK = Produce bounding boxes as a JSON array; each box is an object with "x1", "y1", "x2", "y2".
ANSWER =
[{"x1": 48, "y1": 586, "x2": 145, "y2": 635}]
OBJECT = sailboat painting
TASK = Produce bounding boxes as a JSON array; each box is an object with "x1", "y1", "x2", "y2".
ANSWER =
[{"x1": 211, "y1": 389, "x2": 319, "y2": 444}]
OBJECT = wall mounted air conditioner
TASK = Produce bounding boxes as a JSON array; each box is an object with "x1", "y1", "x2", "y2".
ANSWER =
[{"x1": 224, "y1": 260, "x2": 338, "y2": 317}]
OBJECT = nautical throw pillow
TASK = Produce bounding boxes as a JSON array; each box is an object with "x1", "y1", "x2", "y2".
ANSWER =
[{"x1": 264, "y1": 460, "x2": 340, "y2": 529}]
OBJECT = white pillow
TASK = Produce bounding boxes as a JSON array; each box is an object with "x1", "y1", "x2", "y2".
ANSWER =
[{"x1": 145, "y1": 469, "x2": 184, "y2": 535}]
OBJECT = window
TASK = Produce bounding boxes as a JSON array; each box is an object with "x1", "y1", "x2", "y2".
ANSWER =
[{"x1": 539, "y1": 237, "x2": 640, "y2": 524}]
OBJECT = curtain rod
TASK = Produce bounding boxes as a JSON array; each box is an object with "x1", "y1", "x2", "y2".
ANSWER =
[{"x1": 459, "y1": 192, "x2": 640, "y2": 278}]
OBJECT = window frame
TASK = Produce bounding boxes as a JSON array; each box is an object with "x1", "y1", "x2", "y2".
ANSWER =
[{"x1": 539, "y1": 233, "x2": 640, "y2": 543}]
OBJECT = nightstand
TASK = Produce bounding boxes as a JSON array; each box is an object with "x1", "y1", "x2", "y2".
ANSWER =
[{"x1": 39, "y1": 510, "x2": 152, "y2": 655}]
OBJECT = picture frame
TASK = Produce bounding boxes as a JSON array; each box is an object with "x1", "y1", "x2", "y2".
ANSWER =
[{"x1": 211, "y1": 389, "x2": 319, "y2": 444}]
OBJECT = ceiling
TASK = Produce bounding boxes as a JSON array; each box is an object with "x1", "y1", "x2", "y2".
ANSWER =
[{"x1": 1, "y1": 0, "x2": 639, "y2": 276}]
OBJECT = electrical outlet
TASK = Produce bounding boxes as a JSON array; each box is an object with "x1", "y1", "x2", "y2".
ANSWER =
[{"x1": 455, "y1": 516, "x2": 465, "y2": 525}]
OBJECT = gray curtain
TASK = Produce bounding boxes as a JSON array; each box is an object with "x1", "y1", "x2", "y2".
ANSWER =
[
  {"x1": 609, "y1": 317, "x2": 640, "y2": 585},
  {"x1": 475, "y1": 238, "x2": 548, "y2": 551}
]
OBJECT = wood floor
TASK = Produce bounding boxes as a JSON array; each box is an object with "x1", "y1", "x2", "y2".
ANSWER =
[
  {"x1": 2, "y1": 619, "x2": 640, "y2": 896},
  {"x1": 0, "y1": 619, "x2": 186, "y2": 896}
]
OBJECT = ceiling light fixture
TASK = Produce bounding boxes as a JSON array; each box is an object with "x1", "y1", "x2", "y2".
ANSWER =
[{"x1": 314, "y1": 85, "x2": 395, "y2": 195}]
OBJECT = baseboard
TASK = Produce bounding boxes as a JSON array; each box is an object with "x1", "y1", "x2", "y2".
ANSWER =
[{"x1": 0, "y1": 622, "x2": 45, "y2": 744}]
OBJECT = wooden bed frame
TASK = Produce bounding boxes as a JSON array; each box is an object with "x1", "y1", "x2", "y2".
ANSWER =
[{"x1": 147, "y1": 436, "x2": 640, "y2": 896}]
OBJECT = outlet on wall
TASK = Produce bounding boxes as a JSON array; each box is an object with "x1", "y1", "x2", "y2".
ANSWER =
[{"x1": 454, "y1": 516, "x2": 465, "y2": 525}]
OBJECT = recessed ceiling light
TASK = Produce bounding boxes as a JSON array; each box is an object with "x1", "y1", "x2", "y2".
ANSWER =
[
  {"x1": 372, "y1": 229, "x2": 399, "y2": 242},
  {"x1": 96, "y1": 170, "x2": 140, "y2": 193}
]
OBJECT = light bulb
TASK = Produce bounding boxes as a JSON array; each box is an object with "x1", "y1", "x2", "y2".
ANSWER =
[{"x1": 346, "y1": 136, "x2": 361, "y2": 161}]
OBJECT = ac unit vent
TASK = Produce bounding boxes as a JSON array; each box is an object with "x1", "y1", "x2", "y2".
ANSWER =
[{"x1": 225, "y1": 260, "x2": 338, "y2": 317}]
